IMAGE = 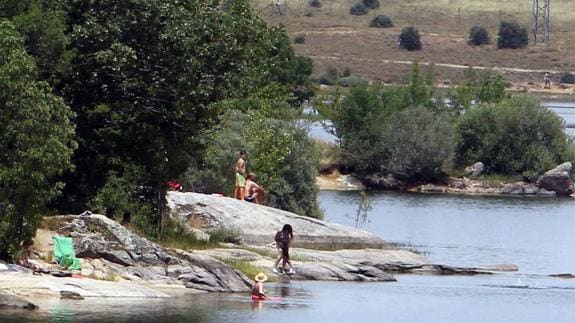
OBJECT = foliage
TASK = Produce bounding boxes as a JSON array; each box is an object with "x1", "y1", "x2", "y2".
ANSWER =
[
  {"x1": 497, "y1": 20, "x2": 528, "y2": 49},
  {"x1": 362, "y1": 0, "x2": 380, "y2": 10},
  {"x1": 399, "y1": 26, "x2": 422, "y2": 51},
  {"x1": 369, "y1": 15, "x2": 393, "y2": 28},
  {"x1": 182, "y1": 91, "x2": 322, "y2": 219},
  {"x1": 338, "y1": 75, "x2": 368, "y2": 87},
  {"x1": 27, "y1": 0, "x2": 313, "y2": 235},
  {"x1": 9, "y1": 1, "x2": 73, "y2": 87},
  {"x1": 324, "y1": 64, "x2": 441, "y2": 177},
  {"x1": 560, "y1": 72, "x2": 575, "y2": 84},
  {"x1": 317, "y1": 66, "x2": 340, "y2": 85},
  {"x1": 468, "y1": 26, "x2": 490, "y2": 46},
  {"x1": 324, "y1": 84, "x2": 387, "y2": 174},
  {"x1": 88, "y1": 164, "x2": 152, "y2": 229},
  {"x1": 450, "y1": 68, "x2": 508, "y2": 111},
  {"x1": 349, "y1": 2, "x2": 368, "y2": 16},
  {"x1": 408, "y1": 61, "x2": 436, "y2": 107},
  {"x1": 0, "y1": 20, "x2": 77, "y2": 259},
  {"x1": 455, "y1": 96, "x2": 574, "y2": 176},
  {"x1": 294, "y1": 34, "x2": 305, "y2": 44},
  {"x1": 207, "y1": 226, "x2": 242, "y2": 244},
  {"x1": 222, "y1": 260, "x2": 270, "y2": 281},
  {"x1": 308, "y1": 0, "x2": 322, "y2": 8},
  {"x1": 382, "y1": 107, "x2": 454, "y2": 181}
]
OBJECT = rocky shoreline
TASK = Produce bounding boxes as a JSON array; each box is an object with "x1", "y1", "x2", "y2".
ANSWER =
[
  {"x1": 317, "y1": 162, "x2": 575, "y2": 197},
  {"x1": 0, "y1": 192, "x2": 527, "y2": 310}
]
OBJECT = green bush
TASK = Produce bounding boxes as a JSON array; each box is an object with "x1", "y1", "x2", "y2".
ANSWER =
[
  {"x1": 560, "y1": 72, "x2": 575, "y2": 84},
  {"x1": 497, "y1": 20, "x2": 528, "y2": 49},
  {"x1": 362, "y1": 0, "x2": 380, "y2": 10},
  {"x1": 294, "y1": 34, "x2": 305, "y2": 44},
  {"x1": 338, "y1": 75, "x2": 369, "y2": 87},
  {"x1": 369, "y1": 15, "x2": 393, "y2": 28},
  {"x1": 349, "y1": 2, "x2": 368, "y2": 16},
  {"x1": 455, "y1": 96, "x2": 574, "y2": 176},
  {"x1": 399, "y1": 27, "x2": 422, "y2": 51},
  {"x1": 317, "y1": 66, "x2": 340, "y2": 85},
  {"x1": 468, "y1": 26, "x2": 490, "y2": 46},
  {"x1": 382, "y1": 107, "x2": 454, "y2": 182}
]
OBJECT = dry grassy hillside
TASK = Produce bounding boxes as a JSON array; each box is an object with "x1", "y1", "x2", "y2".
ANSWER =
[{"x1": 255, "y1": 0, "x2": 575, "y2": 93}]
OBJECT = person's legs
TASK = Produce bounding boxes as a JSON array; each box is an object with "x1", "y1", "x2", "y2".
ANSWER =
[
  {"x1": 253, "y1": 188, "x2": 265, "y2": 204},
  {"x1": 273, "y1": 249, "x2": 283, "y2": 272},
  {"x1": 238, "y1": 186, "x2": 245, "y2": 200},
  {"x1": 281, "y1": 247, "x2": 289, "y2": 271},
  {"x1": 235, "y1": 173, "x2": 246, "y2": 200}
]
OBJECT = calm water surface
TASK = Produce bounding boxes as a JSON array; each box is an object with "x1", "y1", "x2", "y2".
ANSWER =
[{"x1": 4, "y1": 191, "x2": 575, "y2": 322}]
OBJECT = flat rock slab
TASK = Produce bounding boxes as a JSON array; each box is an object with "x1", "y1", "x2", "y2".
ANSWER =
[
  {"x1": 198, "y1": 247, "x2": 432, "y2": 282},
  {"x1": 167, "y1": 192, "x2": 387, "y2": 249},
  {"x1": 0, "y1": 272, "x2": 170, "y2": 298}
]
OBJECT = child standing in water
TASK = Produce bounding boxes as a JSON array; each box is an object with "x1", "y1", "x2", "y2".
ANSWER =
[{"x1": 251, "y1": 272, "x2": 268, "y2": 301}]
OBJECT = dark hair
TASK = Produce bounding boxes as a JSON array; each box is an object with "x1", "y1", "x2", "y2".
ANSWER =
[
  {"x1": 282, "y1": 224, "x2": 293, "y2": 234},
  {"x1": 240, "y1": 150, "x2": 247, "y2": 155}
]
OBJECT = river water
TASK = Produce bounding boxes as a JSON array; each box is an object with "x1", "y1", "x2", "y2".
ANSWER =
[{"x1": 4, "y1": 191, "x2": 575, "y2": 323}]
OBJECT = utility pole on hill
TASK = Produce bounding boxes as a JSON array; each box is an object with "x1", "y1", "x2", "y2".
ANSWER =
[{"x1": 531, "y1": 0, "x2": 550, "y2": 44}]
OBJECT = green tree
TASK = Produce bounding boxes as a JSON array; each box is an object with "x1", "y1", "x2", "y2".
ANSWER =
[
  {"x1": 0, "y1": 20, "x2": 76, "y2": 259},
  {"x1": 45, "y1": 0, "x2": 313, "y2": 235},
  {"x1": 455, "y1": 96, "x2": 574, "y2": 176},
  {"x1": 10, "y1": 1, "x2": 73, "y2": 86},
  {"x1": 450, "y1": 69, "x2": 508, "y2": 112},
  {"x1": 325, "y1": 84, "x2": 388, "y2": 174},
  {"x1": 383, "y1": 107, "x2": 454, "y2": 181},
  {"x1": 182, "y1": 97, "x2": 322, "y2": 219}
]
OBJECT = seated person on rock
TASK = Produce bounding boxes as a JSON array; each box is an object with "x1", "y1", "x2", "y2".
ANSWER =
[{"x1": 245, "y1": 173, "x2": 265, "y2": 204}]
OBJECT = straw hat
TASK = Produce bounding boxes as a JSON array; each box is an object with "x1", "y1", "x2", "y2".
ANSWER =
[{"x1": 254, "y1": 272, "x2": 268, "y2": 282}]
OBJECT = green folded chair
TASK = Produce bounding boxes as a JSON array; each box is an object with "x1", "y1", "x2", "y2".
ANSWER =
[{"x1": 52, "y1": 236, "x2": 82, "y2": 271}]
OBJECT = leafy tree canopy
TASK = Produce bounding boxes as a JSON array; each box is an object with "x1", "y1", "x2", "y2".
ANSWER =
[{"x1": 0, "y1": 20, "x2": 76, "y2": 259}]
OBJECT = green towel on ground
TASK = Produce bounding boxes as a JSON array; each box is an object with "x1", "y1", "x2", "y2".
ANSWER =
[{"x1": 52, "y1": 236, "x2": 82, "y2": 270}]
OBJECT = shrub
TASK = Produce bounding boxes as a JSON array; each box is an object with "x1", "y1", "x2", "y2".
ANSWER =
[
  {"x1": 455, "y1": 96, "x2": 574, "y2": 176},
  {"x1": 560, "y1": 72, "x2": 575, "y2": 84},
  {"x1": 369, "y1": 15, "x2": 393, "y2": 28},
  {"x1": 317, "y1": 66, "x2": 339, "y2": 85},
  {"x1": 294, "y1": 34, "x2": 305, "y2": 44},
  {"x1": 309, "y1": 0, "x2": 322, "y2": 8},
  {"x1": 497, "y1": 20, "x2": 528, "y2": 49},
  {"x1": 468, "y1": 26, "x2": 490, "y2": 46},
  {"x1": 342, "y1": 67, "x2": 352, "y2": 77},
  {"x1": 349, "y1": 2, "x2": 368, "y2": 16},
  {"x1": 338, "y1": 75, "x2": 369, "y2": 87},
  {"x1": 362, "y1": 0, "x2": 380, "y2": 10},
  {"x1": 382, "y1": 107, "x2": 454, "y2": 182},
  {"x1": 399, "y1": 26, "x2": 422, "y2": 51}
]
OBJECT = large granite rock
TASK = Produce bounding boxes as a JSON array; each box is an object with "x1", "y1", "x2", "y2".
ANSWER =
[
  {"x1": 0, "y1": 291, "x2": 37, "y2": 309},
  {"x1": 166, "y1": 192, "x2": 387, "y2": 248},
  {"x1": 536, "y1": 162, "x2": 574, "y2": 196},
  {"x1": 465, "y1": 162, "x2": 485, "y2": 178},
  {"x1": 50, "y1": 214, "x2": 252, "y2": 293}
]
